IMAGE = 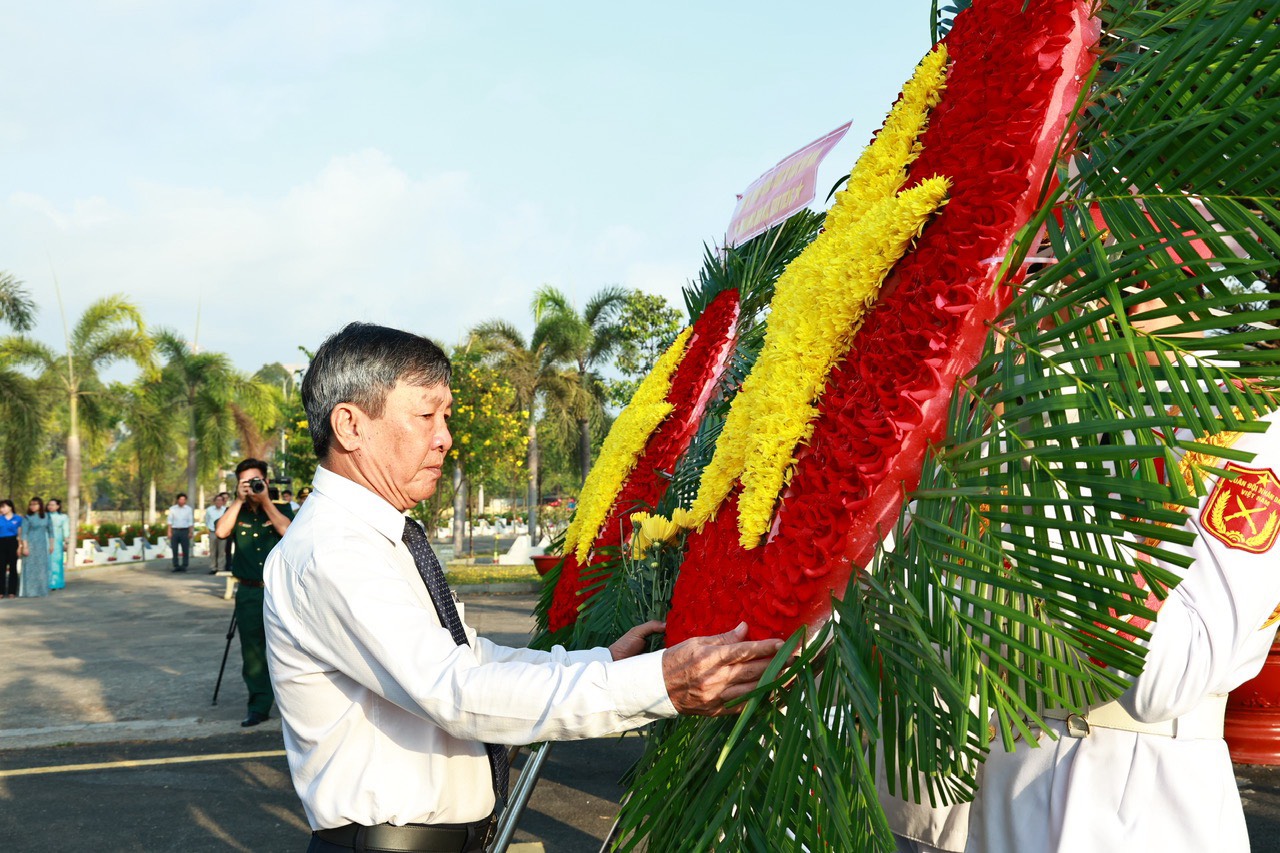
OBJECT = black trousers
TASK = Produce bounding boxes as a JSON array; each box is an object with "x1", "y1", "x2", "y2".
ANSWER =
[
  {"x1": 306, "y1": 836, "x2": 346, "y2": 853},
  {"x1": 171, "y1": 528, "x2": 190, "y2": 568},
  {"x1": 0, "y1": 537, "x2": 18, "y2": 595}
]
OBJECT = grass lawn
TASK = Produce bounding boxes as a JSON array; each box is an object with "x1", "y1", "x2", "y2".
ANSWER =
[{"x1": 444, "y1": 563, "x2": 542, "y2": 585}]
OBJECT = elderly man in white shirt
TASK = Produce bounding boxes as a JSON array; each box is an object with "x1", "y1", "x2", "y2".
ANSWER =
[{"x1": 265, "y1": 322, "x2": 782, "y2": 853}]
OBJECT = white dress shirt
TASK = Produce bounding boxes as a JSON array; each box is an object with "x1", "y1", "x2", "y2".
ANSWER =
[
  {"x1": 167, "y1": 504, "x2": 194, "y2": 528},
  {"x1": 203, "y1": 504, "x2": 227, "y2": 530},
  {"x1": 264, "y1": 465, "x2": 675, "y2": 830},
  {"x1": 967, "y1": 410, "x2": 1280, "y2": 852}
]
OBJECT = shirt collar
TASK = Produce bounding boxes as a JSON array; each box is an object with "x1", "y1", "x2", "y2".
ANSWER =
[{"x1": 312, "y1": 465, "x2": 408, "y2": 545}]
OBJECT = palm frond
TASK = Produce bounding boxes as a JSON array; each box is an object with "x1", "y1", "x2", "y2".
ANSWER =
[
  {"x1": 684, "y1": 209, "x2": 824, "y2": 322},
  {"x1": 876, "y1": 0, "x2": 1280, "y2": 804},
  {"x1": 930, "y1": 0, "x2": 973, "y2": 43},
  {"x1": 0, "y1": 273, "x2": 37, "y2": 332}
]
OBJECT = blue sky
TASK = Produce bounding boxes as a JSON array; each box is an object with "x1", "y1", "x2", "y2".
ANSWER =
[{"x1": 2, "y1": 1, "x2": 929, "y2": 375}]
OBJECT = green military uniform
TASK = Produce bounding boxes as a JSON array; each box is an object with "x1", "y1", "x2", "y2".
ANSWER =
[{"x1": 232, "y1": 502, "x2": 293, "y2": 717}]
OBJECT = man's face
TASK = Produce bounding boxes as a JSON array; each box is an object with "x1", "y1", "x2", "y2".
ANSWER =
[
  {"x1": 214, "y1": 495, "x2": 226, "y2": 507},
  {"x1": 177, "y1": 496, "x2": 187, "y2": 507},
  {"x1": 356, "y1": 381, "x2": 453, "y2": 511}
]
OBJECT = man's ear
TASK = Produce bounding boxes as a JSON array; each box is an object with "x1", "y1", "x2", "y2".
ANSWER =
[{"x1": 329, "y1": 402, "x2": 365, "y2": 453}]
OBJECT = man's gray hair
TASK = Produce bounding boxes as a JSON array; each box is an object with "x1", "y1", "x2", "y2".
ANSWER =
[{"x1": 302, "y1": 322, "x2": 451, "y2": 459}]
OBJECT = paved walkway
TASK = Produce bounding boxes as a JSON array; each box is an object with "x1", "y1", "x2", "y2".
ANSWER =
[
  {"x1": 0, "y1": 556, "x2": 633, "y2": 852},
  {"x1": 0, "y1": 556, "x2": 1277, "y2": 851}
]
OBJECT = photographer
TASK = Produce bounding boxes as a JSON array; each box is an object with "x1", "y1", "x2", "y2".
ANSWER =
[{"x1": 215, "y1": 459, "x2": 293, "y2": 727}]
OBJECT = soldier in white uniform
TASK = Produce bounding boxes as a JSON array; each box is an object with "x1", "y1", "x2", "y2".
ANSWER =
[{"x1": 966, "y1": 408, "x2": 1280, "y2": 852}]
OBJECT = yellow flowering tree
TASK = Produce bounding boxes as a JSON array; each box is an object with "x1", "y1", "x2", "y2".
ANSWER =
[{"x1": 447, "y1": 348, "x2": 529, "y2": 551}]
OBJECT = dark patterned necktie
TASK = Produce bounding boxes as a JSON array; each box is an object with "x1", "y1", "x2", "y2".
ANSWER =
[{"x1": 401, "y1": 518, "x2": 510, "y2": 804}]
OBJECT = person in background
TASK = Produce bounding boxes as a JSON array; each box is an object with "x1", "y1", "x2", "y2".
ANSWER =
[
  {"x1": 167, "y1": 493, "x2": 194, "y2": 573},
  {"x1": 0, "y1": 499, "x2": 21, "y2": 599},
  {"x1": 19, "y1": 496, "x2": 51, "y2": 598},
  {"x1": 295, "y1": 486, "x2": 312, "y2": 507},
  {"x1": 216, "y1": 460, "x2": 293, "y2": 727},
  {"x1": 282, "y1": 489, "x2": 300, "y2": 513},
  {"x1": 47, "y1": 498, "x2": 68, "y2": 590},
  {"x1": 203, "y1": 492, "x2": 230, "y2": 574}
]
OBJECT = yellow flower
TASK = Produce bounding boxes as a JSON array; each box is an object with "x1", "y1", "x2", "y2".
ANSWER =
[
  {"x1": 641, "y1": 513, "x2": 680, "y2": 545},
  {"x1": 563, "y1": 327, "x2": 694, "y2": 562},
  {"x1": 629, "y1": 511, "x2": 682, "y2": 559},
  {"x1": 671, "y1": 507, "x2": 697, "y2": 530},
  {"x1": 629, "y1": 512, "x2": 654, "y2": 558},
  {"x1": 689, "y1": 46, "x2": 950, "y2": 549}
]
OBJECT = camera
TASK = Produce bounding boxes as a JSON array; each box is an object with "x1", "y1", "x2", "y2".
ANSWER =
[{"x1": 248, "y1": 478, "x2": 267, "y2": 494}]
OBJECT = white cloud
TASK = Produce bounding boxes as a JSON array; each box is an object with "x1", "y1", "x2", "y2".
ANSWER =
[{"x1": 3, "y1": 147, "x2": 696, "y2": 374}]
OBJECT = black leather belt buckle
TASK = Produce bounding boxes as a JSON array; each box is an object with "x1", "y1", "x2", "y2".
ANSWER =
[{"x1": 476, "y1": 816, "x2": 497, "y2": 851}]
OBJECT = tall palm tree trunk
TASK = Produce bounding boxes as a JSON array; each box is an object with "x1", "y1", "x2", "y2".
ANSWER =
[
  {"x1": 186, "y1": 396, "x2": 198, "y2": 501},
  {"x1": 526, "y1": 421, "x2": 539, "y2": 540},
  {"x1": 577, "y1": 418, "x2": 591, "y2": 487},
  {"x1": 66, "y1": 395, "x2": 81, "y2": 570},
  {"x1": 452, "y1": 465, "x2": 467, "y2": 555}
]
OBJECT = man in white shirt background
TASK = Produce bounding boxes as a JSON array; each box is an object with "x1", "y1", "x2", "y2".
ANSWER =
[
  {"x1": 166, "y1": 493, "x2": 194, "y2": 573},
  {"x1": 265, "y1": 322, "x2": 783, "y2": 853},
  {"x1": 203, "y1": 492, "x2": 229, "y2": 573}
]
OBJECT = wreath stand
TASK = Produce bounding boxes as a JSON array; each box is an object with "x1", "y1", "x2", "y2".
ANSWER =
[{"x1": 489, "y1": 742, "x2": 552, "y2": 852}]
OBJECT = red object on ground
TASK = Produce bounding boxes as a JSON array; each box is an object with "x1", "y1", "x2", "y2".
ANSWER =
[
  {"x1": 665, "y1": 0, "x2": 1100, "y2": 645},
  {"x1": 531, "y1": 555, "x2": 561, "y2": 577},
  {"x1": 1226, "y1": 636, "x2": 1280, "y2": 765}
]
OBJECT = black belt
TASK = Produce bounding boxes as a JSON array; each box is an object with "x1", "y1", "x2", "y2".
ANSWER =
[
  {"x1": 314, "y1": 817, "x2": 494, "y2": 853},
  {"x1": 234, "y1": 578, "x2": 265, "y2": 588}
]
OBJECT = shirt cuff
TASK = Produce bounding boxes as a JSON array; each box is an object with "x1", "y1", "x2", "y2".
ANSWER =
[{"x1": 606, "y1": 649, "x2": 677, "y2": 719}]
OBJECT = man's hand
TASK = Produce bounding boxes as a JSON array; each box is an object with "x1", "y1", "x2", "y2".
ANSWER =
[
  {"x1": 661, "y1": 622, "x2": 784, "y2": 716},
  {"x1": 610, "y1": 620, "x2": 666, "y2": 661},
  {"x1": 241, "y1": 480, "x2": 270, "y2": 510}
]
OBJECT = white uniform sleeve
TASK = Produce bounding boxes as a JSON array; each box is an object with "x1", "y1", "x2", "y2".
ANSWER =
[{"x1": 1121, "y1": 410, "x2": 1280, "y2": 722}]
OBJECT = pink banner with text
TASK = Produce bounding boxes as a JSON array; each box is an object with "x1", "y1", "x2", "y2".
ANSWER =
[
  {"x1": 725, "y1": 122, "x2": 852, "y2": 248},
  {"x1": 727, "y1": 122, "x2": 855, "y2": 249}
]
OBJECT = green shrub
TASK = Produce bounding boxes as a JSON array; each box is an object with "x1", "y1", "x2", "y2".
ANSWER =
[{"x1": 96, "y1": 522, "x2": 122, "y2": 545}]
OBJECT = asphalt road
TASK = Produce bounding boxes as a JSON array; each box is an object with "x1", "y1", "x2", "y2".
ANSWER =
[{"x1": 1, "y1": 555, "x2": 1278, "y2": 852}]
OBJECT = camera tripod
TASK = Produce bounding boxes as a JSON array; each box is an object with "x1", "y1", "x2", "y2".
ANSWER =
[{"x1": 211, "y1": 609, "x2": 237, "y2": 706}]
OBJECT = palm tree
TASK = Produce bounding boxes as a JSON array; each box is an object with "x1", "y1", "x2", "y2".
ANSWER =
[
  {"x1": 0, "y1": 274, "x2": 42, "y2": 494},
  {"x1": 468, "y1": 313, "x2": 570, "y2": 540},
  {"x1": 531, "y1": 285, "x2": 628, "y2": 485},
  {"x1": 0, "y1": 273, "x2": 36, "y2": 332},
  {"x1": 1, "y1": 295, "x2": 153, "y2": 569},
  {"x1": 117, "y1": 377, "x2": 180, "y2": 528},
  {"x1": 154, "y1": 330, "x2": 259, "y2": 502}
]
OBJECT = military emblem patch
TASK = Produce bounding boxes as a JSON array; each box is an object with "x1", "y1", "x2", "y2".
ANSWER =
[{"x1": 1202, "y1": 463, "x2": 1280, "y2": 554}]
